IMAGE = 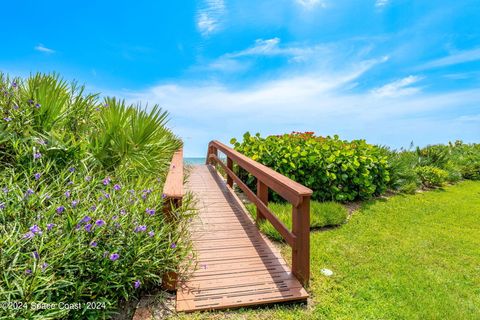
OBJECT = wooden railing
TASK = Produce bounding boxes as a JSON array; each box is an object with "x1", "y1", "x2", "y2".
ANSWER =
[
  {"x1": 206, "y1": 141, "x2": 313, "y2": 286},
  {"x1": 161, "y1": 147, "x2": 184, "y2": 291}
]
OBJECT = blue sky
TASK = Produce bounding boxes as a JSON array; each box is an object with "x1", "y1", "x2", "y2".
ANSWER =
[{"x1": 1, "y1": 0, "x2": 479, "y2": 156}]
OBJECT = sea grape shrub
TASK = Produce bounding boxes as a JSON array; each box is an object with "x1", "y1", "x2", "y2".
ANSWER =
[{"x1": 231, "y1": 132, "x2": 390, "y2": 202}]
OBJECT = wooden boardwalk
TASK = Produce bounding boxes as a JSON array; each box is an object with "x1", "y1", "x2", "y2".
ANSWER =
[{"x1": 176, "y1": 165, "x2": 309, "y2": 312}]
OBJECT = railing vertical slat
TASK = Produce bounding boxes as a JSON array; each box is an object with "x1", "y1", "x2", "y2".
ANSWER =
[
  {"x1": 256, "y1": 180, "x2": 268, "y2": 223},
  {"x1": 291, "y1": 196, "x2": 310, "y2": 286},
  {"x1": 227, "y1": 157, "x2": 233, "y2": 187}
]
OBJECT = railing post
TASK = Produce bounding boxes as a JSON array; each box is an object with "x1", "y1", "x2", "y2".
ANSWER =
[
  {"x1": 256, "y1": 180, "x2": 268, "y2": 223},
  {"x1": 206, "y1": 145, "x2": 218, "y2": 166},
  {"x1": 291, "y1": 195, "x2": 310, "y2": 286},
  {"x1": 226, "y1": 157, "x2": 233, "y2": 187},
  {"x1": 162, "y1": 197, "x2": 181, "y2": 291}
]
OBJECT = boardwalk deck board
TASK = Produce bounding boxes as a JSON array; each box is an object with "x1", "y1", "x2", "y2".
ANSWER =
[{"x1": 176, "y1": 165, "x2": 308, "y2": 312}]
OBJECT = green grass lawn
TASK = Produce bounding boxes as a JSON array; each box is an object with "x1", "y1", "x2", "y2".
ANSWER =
[{"x1": 175, "y1": 181, "x2": 480, "y2": 320}]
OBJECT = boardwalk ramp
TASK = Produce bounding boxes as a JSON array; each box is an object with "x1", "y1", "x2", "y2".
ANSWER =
[{"x1": 176, "y1": 165, "x2": 309, "y2": 312}]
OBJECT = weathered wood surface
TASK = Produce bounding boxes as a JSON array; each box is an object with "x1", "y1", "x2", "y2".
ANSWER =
[
  {"x1": 163, "y1": 148, "x2": 184, "y2": 200},
  {"x1": 176, "y1": 165, "x2": 308, "y2": 312}
]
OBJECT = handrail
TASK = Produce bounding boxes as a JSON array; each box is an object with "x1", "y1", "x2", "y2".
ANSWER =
[
  {"x1": 161, "y1": 147, "x2": 184, "y2": 291},
  {"x1": 208, "y1": 141, "x2": 312, "y2": 206},
  {"x1": 206, "y1": 140, "x2": 312, "y2": 286},
  {"x1": 163, "y1": 147, "x2": 184, "y2": 200}
]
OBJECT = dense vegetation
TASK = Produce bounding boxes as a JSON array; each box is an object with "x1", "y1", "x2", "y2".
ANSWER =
[
  {"x1": 0, "y1": 73, "x2": 193, "y2": 319},
  {"x1": 231, "y1": 132, "x2": 480, "y2": 201}
]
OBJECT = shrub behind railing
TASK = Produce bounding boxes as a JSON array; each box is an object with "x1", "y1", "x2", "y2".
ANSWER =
[{"x1": 231, "y1": 132, "x2": 390, "y2": 202}]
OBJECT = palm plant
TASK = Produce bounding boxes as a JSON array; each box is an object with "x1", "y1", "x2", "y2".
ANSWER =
[{"x1": 89, "y1": 97, "x2": 181, "y2": 177}]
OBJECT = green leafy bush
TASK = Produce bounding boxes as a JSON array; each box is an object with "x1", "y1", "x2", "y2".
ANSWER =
[
  {"x1": 246, "y1": 201, "x2": 347, "y2": 242},
  {"x1": 231, "y1": 132, "x2": 390, "y2": 202},
  {"x1": 449, "y1": 141, "x2": 480, "y2": 180},
  {"x1": 415, "y1": 166, "x2": 449, "y2": 188},
  {"x1": 0, "y1": 73, "x2": 192, "y2": 319}
]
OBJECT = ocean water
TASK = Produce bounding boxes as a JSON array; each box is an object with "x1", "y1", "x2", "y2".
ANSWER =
[{"x1": 184, "y1": 157, "x2": 206, "y2": 165}]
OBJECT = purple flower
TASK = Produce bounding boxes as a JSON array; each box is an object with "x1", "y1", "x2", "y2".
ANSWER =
[
  {"x1": 102, "y1": 177, "x2": 111, "y2": 185},
  {"x1": 41, "y1": 262, "x2": 48, "y2": 271},
  {"x1": 35, "y1": 103, "x2": 41, "y2": 108},
  {"x1": 141, "y1": 194, "x2": 147, "y2": 200},
  {"x1": 114, "y1": 184, "x2": 121, "y2": 191},
  {"x1": 26, "y1": 188, "x2": 34, "y2": 196},
  {"x1": 162, "y1": 193, "x2": 167, "y2": 199},
  {"x1": 27, "y1": 99, "x2": 34, "y2": 104},
  {"x1": 11, "y1": 81, "x2": 17, "y2": 88},
  {"x1": 34, "y1": 173, "x2": 41, "y2": 180},
  {"x1": 67, "y1": 180, "x2": 73, "y2": 186},
  {"x1": 69, "y1": 167, "x2": 75, "y2": 172},
  {"x1": 98, "y1": 196, "x2": 104, "y2": 201},
  {"x1": 111, "y1": 215, "x2": 118, "y2": 220},
  {"x1": 115, "y1": 222, "x2": 120, "y2": 228},
  {"x1": 34, "y1": 152, "x2": 42, "y2": 160},
  {"x1": 146, "y1": 208, "x2": 155, "y2": 216},
  {"x1": 103, "y1": 193, "x2": 110, "y2": 199},
  {"x1": 148, "y1": 231, "x2": 155, "y2": 237},
  {"x1": 65, "y1": 190, "x2": 71, "y2": 198},
  {"x1": 109, "y1": 253, "x2": 120, "y2": 261},
  {"x1": 13, "y1": 105, "x2": 19, "y2": 110},
  {"x1": 134, "y1": 280, "x2": 141, "y2": 289},
  {"x1": 90, "y1": 241, "x2": 97, "y2": 247},
  {"x1": 170, "y1": 243, "x2": 177, "y2": 249},
  {"x1": 90, "y1": 205, "x2": 97, "y2": 211},
  {"x1": 47, "y1": 223, "x2": 55, "y2": 231},
  {"x1": 56, "y1": 206, "x2": 65, "y2": 214},
  {"x1": 32, "y1": 251, "x2": 40, "y2": 259},
  {"x1": 25, "y1": 269, "x2": 32, "y2": 275},
  {"x1": 120, "y1": 209, "x2": 126, "y2": 215},
  {"x1": 3, "y1": 117, "x2": 12, "y2": 122},
  {"x1": 134, "y1": 225, "x2": 147, "y2": 233},
  {"x1": 84, "y1": 224, "x2": 92, "y2": 232},
  {"x1": 22, "y1": 231, "x2": 35, "y2": 239},
  {"x1": 29, "y1": 225, "x2": 42, "y2": 234},
  {"x1": 80, "y1": 216, "x2": 91, "y2": 224},
  {"x1": 71, "y1": 200, "x2": 79, "y2": 208},
  {"x1": 95, "y1": 219, "x2": 105, "y2": 227},
  {"x1": 0, "y1": 203, "x2": 5, "y2": 210},
  {"x1": 85, "y1": 176, "x2": 92, "y2": 182},
  {"x1": 129, "y1": 189, "x2": 135, "y2": 194},
  {"x1": 44, "y1": 194, "x2": 51, "y2": 200}
]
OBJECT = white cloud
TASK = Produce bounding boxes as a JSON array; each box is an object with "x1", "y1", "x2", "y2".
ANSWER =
[
  {"x1": 196, "y1": 0, "x2": 226, "y2": 37},
  {"x1": 456, "y1": 114, "x2": 480, "y2": 122},
  {"x1": 110, "y1": 57, "x2": 480, "y2": 157},
  {"x1": 419, "y1": 48, "x2": 480, "y2": 69},
  {"x1": 295, "y1": 0, "x2": 327, "y2": 9},
  {"x1": 228, "y1": 38, "x2": 281, "y2": 57},
  {"x1": 34, "y1": 44, "x2": 55, "y2": 54},
  {"x1": 375, "y1": 0, "x2": 389, "y2": 8},
  {"x1": 371, "y1": 75, "x2": 423, "y2": 97}
]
